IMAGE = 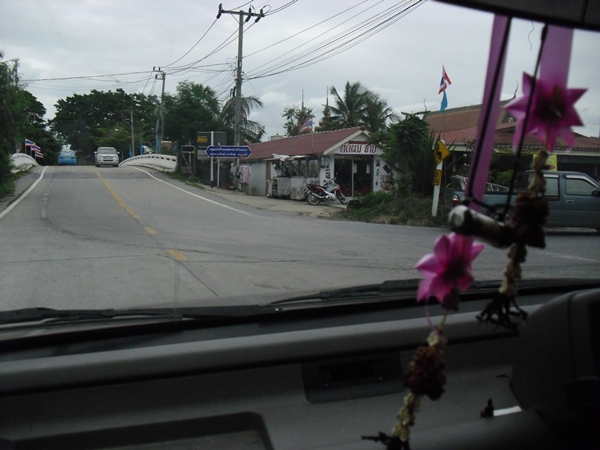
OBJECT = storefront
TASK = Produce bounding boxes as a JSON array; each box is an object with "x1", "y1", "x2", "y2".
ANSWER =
[
  {"x1": 326, "y1": 141, "x2": 390, "y2": 198},
  {"x1": 245, "y1": 127, "x2": 395, "y2": 198}
]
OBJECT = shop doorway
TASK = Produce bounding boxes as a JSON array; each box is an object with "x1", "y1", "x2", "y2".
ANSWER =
[{"x1": 335, "y1": 155, "x2": 373, "y2": 197}]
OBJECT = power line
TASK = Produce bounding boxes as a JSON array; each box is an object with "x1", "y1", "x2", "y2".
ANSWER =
[
  {"x1": 23, "y1": 70, "x2": 151, "y2": 83},
  {"x1": 244, "y1": 0, "x2": 371, "y2": 59},
  {"x1": 246, "y1": 0, "x2": 388, "y2": 78},
  {"x1": 161, "y1": 18, "x2": 219, "y2": 68},
  {"x1": 246, "y1": 0, "x2": 424, "y2": 80},
  {"x1": 263, "y1": 0, "x2": 298, "y2": 15}
]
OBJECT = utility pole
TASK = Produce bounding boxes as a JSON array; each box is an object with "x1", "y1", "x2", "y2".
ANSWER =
[
  {"x1": 216, "y1": 4, "x2": 265, "y2": 147},
  {"x1": 153, "y1": 67, "x2": 166, "y2": 153},
  {"x1": 130, "y1": 110, "x2": 135, "y2": 158}
]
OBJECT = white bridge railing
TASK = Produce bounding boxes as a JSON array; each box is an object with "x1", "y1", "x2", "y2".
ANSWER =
[
  {"x1": 120, "y1": 154, "x2": 177, "y2": 173},
  {"x1": 11, "y1": 154, "x2": 38, "y2": 173}
]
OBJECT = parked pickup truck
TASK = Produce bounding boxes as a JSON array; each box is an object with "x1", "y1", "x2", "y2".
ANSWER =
[{"x1": 445, "y1": 171, "x2": 600, "y2": 231}]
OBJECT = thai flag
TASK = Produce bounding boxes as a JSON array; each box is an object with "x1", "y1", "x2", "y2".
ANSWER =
[
  {"x1": 438, "y1": 66, "x2": 452, "y2": 94},
  {"x1": 31, "y1": 144, "x2": 43, "y2": 158},
  {"x1": 25, "y1": 139, "x2": 36, "y2": 146},
  {"x1": 300, "y1": 119, "x2": 313, "y2": 132},
  {"x1": 440, "y1": 90, "x2": 448, "y2": 111}
]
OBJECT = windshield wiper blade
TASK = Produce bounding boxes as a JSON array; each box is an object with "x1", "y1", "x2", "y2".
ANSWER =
[
  {"x1": 0, "y1": 306, "x2": 268, "y2": 326},
  {"x1": 0, "y1": 307, "x2": 179, "y2": 326},
  {"x1": 4, "y1": 279, "x2": 598, "y2": 326},
  {"x1": 267, "y1": 278, "x2": 424, "y2": 306},
  {"x1": 266, "y1": 278, "x2": 600, "y2": 307}
]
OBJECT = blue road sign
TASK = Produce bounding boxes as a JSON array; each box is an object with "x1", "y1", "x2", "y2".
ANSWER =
[{"x1": 205, "y1": 145, "x2": 251, "y2": 158}]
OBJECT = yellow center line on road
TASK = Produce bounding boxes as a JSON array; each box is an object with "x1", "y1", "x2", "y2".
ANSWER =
[
  {"x1": 94, "y1": 169, "x2": 140, "y2": 219},
  {"x1": 168, "y1": 249, "x2": 187, "y2": 261},
  {"x1": 94, "y1": 169, "x2": 186, "y2": 261}
]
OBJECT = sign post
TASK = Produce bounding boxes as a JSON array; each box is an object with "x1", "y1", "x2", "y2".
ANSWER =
[
  {"x1": 198, "y1": 132, "x2": 226, "y2": 188},
  {"x1": 432, "y1": 141, "x2": 451, "y2": 217}
]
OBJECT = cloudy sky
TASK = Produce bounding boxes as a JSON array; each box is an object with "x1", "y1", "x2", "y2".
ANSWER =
[{"x1": 1, "y1": 0, "x2": 599, "y2": 141}]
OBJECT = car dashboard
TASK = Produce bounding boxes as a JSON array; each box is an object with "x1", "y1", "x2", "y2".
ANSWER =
[{"x1": 1, "y1": 283, "x2": 599, "y2": 450}]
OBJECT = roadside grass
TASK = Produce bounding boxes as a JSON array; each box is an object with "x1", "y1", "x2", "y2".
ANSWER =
[
  {"x1": 168, "y1": 171, "x2": 206, "y2": 189},
  {"x1": 341, "y1": 190, "x2": 448, "y2": 227},
  {"x1": 0, "y1": 172, "x2": 21, "y2": 202}
]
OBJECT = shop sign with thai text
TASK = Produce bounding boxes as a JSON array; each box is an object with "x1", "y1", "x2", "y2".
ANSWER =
[{"x1": 337, "y1": 141, "x2": 379, "y2": 155}]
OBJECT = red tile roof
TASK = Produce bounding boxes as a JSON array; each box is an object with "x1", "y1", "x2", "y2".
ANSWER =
[
  {"x1": 424, "y1": 100, "x2": 513, "y2": 133},
  {"x1": 248, "y1": 127, "x2": 366, "y2": 160},
  {"x1": 425, "y1": 103, "x2": 600, "y2": 152}
]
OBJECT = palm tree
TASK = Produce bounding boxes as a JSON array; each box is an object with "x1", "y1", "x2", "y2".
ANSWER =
[
  {"x1": 328, "y1": 81, "x2": 398, "y2": 132},
  {"x1": 329, "y1": 81, "x2": 371, "y2": 129},
  {"x1": 364, "y1": 93, "x2": 399, "y2": 132},
  {"x1": 220, "y1": 95, "x2": 265, "y2": 143}
]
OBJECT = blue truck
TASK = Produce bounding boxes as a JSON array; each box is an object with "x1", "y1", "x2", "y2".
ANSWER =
[{"x1": 446, "y1": 171, "x2": 600, "y2": 231}]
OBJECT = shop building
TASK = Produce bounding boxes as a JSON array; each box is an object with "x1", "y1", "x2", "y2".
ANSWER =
[
  {"x1": 424, "y1": 103, "x2": 600, "y2": 179},
  {"x1": 240, "y1": 127, "x2": 394, "y2": 198}
]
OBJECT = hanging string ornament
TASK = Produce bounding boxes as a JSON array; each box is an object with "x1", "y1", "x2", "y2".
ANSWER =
[
  {"x1": 364, "y1": 20, "x2": 587, "y2": 450},
  {"x1": 363, "y1": 16, "x2": 510, "y2": 449},
  {"x1": 477, "y1": 25, "x2": 586, "y2": 329}
]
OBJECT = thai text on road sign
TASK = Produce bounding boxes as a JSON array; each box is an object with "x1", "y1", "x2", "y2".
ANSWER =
[{"x1": 205, "y1": 146, "x2": 251, "y2": 158}]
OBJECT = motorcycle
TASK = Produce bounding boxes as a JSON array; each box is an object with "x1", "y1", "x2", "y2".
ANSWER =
[{"x1": 304, "y1": 177, "x2": 349, "y2": 205}]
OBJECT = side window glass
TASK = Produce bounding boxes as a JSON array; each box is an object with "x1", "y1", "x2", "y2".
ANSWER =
[
  {"x1": 516, "y1": 174, "x2": 533, "y2": 190},
  {"x1": 545, "y1": 177, "x2": 559, "y2": 197},
  {"x1": 565, "y1": 178, "x2": 596, "y2": 196}
]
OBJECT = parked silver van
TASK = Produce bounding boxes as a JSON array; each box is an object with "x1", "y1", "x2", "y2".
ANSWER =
[{"x1": 95, "y1": 147, "x2": 119, "y2": 167}]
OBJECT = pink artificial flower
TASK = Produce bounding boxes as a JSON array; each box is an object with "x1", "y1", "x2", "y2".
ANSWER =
[
  {"x1": 505, "y1": 72, "x2": 586, "y2": 152},
  {"x1": 416, "y1": 233, "x2": 484, "y2": 304}
]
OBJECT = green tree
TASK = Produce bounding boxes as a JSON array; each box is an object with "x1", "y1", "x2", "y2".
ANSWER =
[
  {"x1": 329, "y1": 81, "x2": 370, "y2": 129},
  {"x1": 315, "y1": 103, "x2": 334, "y2": 132},
  {"x1": 370, "y1": 114, "x2": 437, "y2": 196},
  {"x1": 163, "y1": 81, "x2": 221, "y2": 147},
  {"x1": 220, "y1": 95, "x2": 265, "y2": 144},
  {"x1": 0, "y1": 58, "x2": 22, "y2": 156},
  {"x1": 19, "y1": 91, "x2": 61, "y2": 165},
  {"x1": 328, "y1": 81, "x2": 397, "y2": 132},
  {"x1": 282, "y1": 106, "x2": 314, "y2": 136},
  {"x1": 50, "y1": 89, "x2": 158, "y2": 161},
  {"x1": 0, "y1": 56, "x2": 60, "y2": 166},
  {"x1": 364, "y1": 93, "x2": 398, "y2": 133}
]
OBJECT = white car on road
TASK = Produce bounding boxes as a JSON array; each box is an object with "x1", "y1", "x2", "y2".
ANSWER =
[{"x1": 95, "y1": 147, "x2": 119, "y2": 167}]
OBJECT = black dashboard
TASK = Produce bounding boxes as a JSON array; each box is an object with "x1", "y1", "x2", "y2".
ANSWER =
[{"x1": 1, "y1": 286, "x2": 599, "y2": 449}]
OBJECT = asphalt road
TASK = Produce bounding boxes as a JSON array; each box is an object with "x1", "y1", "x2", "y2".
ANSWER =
[{"x1": 1, "y1": 166, "x2": 599, "y2": 310}]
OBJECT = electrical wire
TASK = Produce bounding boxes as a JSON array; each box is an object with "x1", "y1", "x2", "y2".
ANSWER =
[
  {"x1": 246, "y1": 0, "x2": 388, "y2": 77},
  {"x1": 246, "y1": 77, "x2": 284, "y2": 130},
  {"x1": 23, "y1": 70, "x2": 151, "y2": 83},
  {"x1": 24, "y1": 1, "x2": 424, "y2": 106},
  {"x1": 245, "y1": 0, "x2": 371, "y2": 59},
  {"x1": 141, "y1": 70, "x2": 155, "y2": 95},
  {"x1": 161, "y1": 18, "x2": 219, "y2": 67},
  {"x1": 263, "y1": 0, "x2": 298, "y2": 15},
  {"x1": 246, "y1": 0, "x2": 424, "y2": 80}
]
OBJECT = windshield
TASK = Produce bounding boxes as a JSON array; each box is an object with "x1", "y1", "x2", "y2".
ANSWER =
[{"x1": 1, "y1": 0, "x2": 599, "y2": 317}]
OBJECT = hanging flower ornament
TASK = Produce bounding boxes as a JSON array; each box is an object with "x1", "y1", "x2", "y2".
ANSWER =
[
  {"x1": 478, "y1": 26, "x2": 587, "y2": 329},
  {"x1": 416, "y1": 233, "x2": 484, "y2": 310},
  {"x1": 365, "y1": 24, "x2": 587, "y2": 450},
  {"x1": 363, "y1": 233, "x2": 484, "y2": 449},
  {"x1": 505, "y1": 72, "x2": 586, "y2": 152}
]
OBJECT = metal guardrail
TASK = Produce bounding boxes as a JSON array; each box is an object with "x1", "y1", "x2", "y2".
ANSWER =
[
  {"x1": 119, "y1": 154, "x2": 177, "y2": 173},
  {"x1": 11, "y1": 154, "x2": 38, "y2": 173}
]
